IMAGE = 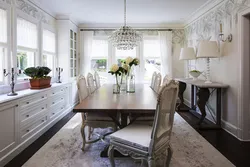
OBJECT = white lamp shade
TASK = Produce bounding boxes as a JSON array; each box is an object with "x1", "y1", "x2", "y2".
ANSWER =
[
  {"x1": 179, "y1": 47, "x2": 196, "y2": 60},
  {"x1": 197, "y1": 41, "x2": 220, "y2": 58}
]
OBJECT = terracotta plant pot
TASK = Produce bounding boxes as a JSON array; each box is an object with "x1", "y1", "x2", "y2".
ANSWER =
[{"x1": 29, "y1": 77, "x2": 51, "y2": 89}]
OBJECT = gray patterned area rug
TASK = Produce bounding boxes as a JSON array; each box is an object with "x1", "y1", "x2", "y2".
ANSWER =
[{"x1": 23, "y1": 113, "x2": 235, "y2": 167}]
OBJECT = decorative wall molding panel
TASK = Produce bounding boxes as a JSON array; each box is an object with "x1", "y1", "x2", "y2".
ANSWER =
[
  {"x1": 172, "y1": 29, "x2": 185, "y2": 45},
  {"x1": 15, "y1": 0, "x2": 55, "y2": 26},
  {"x1": 185, "y1": 0, "x2": 250, "y2": 43}
]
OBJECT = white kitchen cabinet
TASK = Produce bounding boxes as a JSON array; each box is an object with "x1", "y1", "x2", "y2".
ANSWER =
[
  {"x1": 0, "y1": 83, "x2": 75, "y2": 166},
  {"x1": 0, "y1": 101, "x2": 18, "y2": 163}
]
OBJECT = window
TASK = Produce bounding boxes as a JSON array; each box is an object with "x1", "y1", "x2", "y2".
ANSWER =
[
  {"x1": 70, "y1": 30, "x2": 77, "y2": 77},
  {"x1": 17, "y1": 17, "x2": 37, "y2": 79},
  {"x1": 91, "y1": 39, "x2": 108, "y2": 83},
  {"x1": 0, "y1": 8, "x2": 7, "y2": 84},
  {"x1": 115, "y1": 47, "x2": 136, "y2": 66},
  {"x1": 143, "y1": 39, "x2": 161, "y2": 83},
  {"x1": 43, "y1": 29, "x2": 56, "y2": 76}
]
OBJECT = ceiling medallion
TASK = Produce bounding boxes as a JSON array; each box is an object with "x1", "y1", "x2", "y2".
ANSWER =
[{"x1": 109, "y1": 0, "x2": 142, "y2": 50}]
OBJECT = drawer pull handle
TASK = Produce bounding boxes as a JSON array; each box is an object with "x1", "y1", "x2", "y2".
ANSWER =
[
  {"x1": 42, "y1": 120, "x2": 45, "y2": 122},
  {"x1": 53, "y1": 113, "x2": 55, "y2": 115},
  {"x1": 16, "y1": 104, "x2": 18, "y2": 107},
  {"x1": 52, "y1": 102, "x2": 55, "y2": 104},
  {"x1": 42, "y1": 107, "x2": 44, "y2": 110},
  {"x1": 26, "y1": 102, "x2": 29, "y2": 104},
  {"x1": 26, "y1": 129, "x2": 30, "y2": 132},
  {"x1": 61, "y1": 98, "x2": 63, "y2": 100},
  {"x1": 61, "y1": 107, "x2": 63, "y2": 109},
  {"x1": 42, "y1": 96, "x2": 45, "y2": 98},
  {"x1": 53, "y1": 93, "x2": 55, "y2": 95},
  {"x1": 26, "y1": 115, "x2": 29, "y2": 117}
]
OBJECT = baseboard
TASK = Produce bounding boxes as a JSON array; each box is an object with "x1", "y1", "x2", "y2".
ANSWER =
[
  {"x1": 184, "y1": 98, "x2": 191, "y2": 107},
  {"x1": 221, "y1": 120, "x2": 238, "y2": 139},
  {"x1": 0, "y1": 106, "x2": 74, "y2": 167}
]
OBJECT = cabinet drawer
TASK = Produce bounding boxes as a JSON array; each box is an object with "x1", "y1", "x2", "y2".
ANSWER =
[
  {"x1": 20, "y1": 93, "x2": 47, "y2": 109},
  {"x1": 50, "y1": 103, "x2": 65, "y2": 120},
  {"x1": 20, "y1": 103, "x2": 48, "y2": 126},
  {"x1": 50, "y1": 87, "x2": 65, "y2": 97},
  {"x1": 50, "y1": 96, "x2": 64, "y2": 107},
  {"x1": 20, "y1": 114, "x2": 47, "y2": 141}
]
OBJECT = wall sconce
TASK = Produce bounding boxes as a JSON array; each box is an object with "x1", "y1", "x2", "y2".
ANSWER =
[{"x1": 219, "y1": 23, "x2": 232, "y2": 42}]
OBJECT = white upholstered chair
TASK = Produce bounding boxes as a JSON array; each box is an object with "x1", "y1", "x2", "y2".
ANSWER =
[
  {"x1": 150, "y1": 72, "x2": 157, "y2": 88},
  {"x1": 153, "y1": 73, "x2": 162, "y2": 93},
  {"x1": 77, "y1": 75, "x2": 117, "y2": 151},
  {"x1": 108, "y1": 80, "x2": 179, "y2": 167},
  {"x1": 94, "y1": 71, "x2": 101, "y2": 89},
  {"x1": 163, "y1": 75, "x2": 172, "y2": 85},
  {"x1": 87, "y1": 73, "x2": 96, "y2": 94}
]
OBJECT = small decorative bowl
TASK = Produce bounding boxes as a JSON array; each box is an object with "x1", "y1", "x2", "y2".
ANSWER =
[{"x1": 189, "y1": 71, "x2": 202, "y2": 80}]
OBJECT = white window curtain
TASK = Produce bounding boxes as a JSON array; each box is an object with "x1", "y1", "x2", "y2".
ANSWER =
[
  {"x1": 0, "y1": 8, "x2": 7, "y2": 44},
  {"x1": 80, "y1": 31, "x2": 93, "y2": 76},
  {"x1": 43, "y1": 29, "x2": 56, "y2": 53},
  {"x1": 158, "y1": 31, "x2": 173, "y2": 78},
  {"x1": 17, "y1": 17, "x2": 37, "y2": 49}
]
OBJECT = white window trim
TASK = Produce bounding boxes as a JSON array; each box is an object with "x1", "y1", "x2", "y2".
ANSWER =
[
  {"x1": 42, "y1": 24, "x2": 57, "y2": 78},
  {"x1": 15, "y1": 9, "x2": 39, "y2": 82},
  {"x1": 0, "y1": 3, "x2": 11, "y2": 86}
]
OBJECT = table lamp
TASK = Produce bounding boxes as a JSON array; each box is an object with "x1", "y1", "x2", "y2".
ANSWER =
[
  {"x1": 197, "y1": 41, "x2": 220, "y2": 84},
  {"x1": 179, "y1": 47, "x2": 196, "y2": 78}
]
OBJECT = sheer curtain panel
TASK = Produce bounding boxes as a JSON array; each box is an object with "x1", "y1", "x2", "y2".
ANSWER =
[
  {"x1": 0, "y1": 8, "x2": 7, "y2": 44},
  {"x1": 159, "y1": 31, "x2": 173, "y2": 78},
  {"x1": 80, "y1": 31, "x2": 93, "y2": 76}
]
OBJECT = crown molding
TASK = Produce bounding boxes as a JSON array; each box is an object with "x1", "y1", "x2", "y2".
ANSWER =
[
  {"x1": 184, "y1": 0, "x2": 224, "y2": 27},
  {"x1": 78, "y1": 23, "x2": 184, "y2": 29},
  {"x1": 27, "y1": 0, "x2": 56, "y2": 18}
]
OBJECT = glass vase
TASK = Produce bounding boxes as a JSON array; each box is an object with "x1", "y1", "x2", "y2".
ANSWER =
[
  {"x1": 126, "y1": 66, "x2": 135, "y2": 93},
  {"x1": 113, "y1": 76, "x2": 120, "y2": 94},
  {"x1": 120, "y1": 74, "x2": 127, "y2": 92}
]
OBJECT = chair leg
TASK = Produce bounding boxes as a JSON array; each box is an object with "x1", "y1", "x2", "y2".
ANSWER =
[
  {"x1": 148, "y1": 158, "x2": 155, "y2": 167},
  {"x1": 141, "y1": 159, "x2": 146, "y2": 167},
  {"x1": 88, "y1": 126, "x2": 92, "y2": 140},
  {"x1": 80, "y1": 123, "x2": 86, "y2": 151},
  {"x1": 108, "y1": 145, "x2": 115, "y2": 167},
  {"x1": 165, "y1": 146, "x2": 173, "y2": 167}
]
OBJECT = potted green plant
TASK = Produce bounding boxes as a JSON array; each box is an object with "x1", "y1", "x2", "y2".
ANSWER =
[{"x1": 24, "y1": 66, "x2": 52, "y2": 89}]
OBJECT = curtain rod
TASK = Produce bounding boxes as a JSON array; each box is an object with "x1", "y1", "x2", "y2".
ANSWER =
[{"x1": 80, "y1": 28, "x2": 172, "y2": 31}]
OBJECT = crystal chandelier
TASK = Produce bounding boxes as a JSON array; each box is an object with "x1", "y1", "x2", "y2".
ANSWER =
[{"x1": 109, "y1": 0, "x2": 142, "y2": 50}]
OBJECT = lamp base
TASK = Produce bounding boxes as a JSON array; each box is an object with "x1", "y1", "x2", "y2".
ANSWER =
[{"x1": 7, "y1": 92, "x2": 18, "y2": 96}]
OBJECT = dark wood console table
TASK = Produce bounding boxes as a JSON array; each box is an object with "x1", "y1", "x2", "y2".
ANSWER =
[{"x1": 175, "y1": 78, "x2": 229, "y2": 129}]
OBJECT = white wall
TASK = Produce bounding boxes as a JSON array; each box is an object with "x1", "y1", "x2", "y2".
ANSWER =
[{"x1": 184, "y1": 0, "x2": 250, "y2": 140}]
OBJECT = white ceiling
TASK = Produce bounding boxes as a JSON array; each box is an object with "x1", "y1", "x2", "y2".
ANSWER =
[{"x1": 32, "y1": 0, "x2": 210, "y2": 26}]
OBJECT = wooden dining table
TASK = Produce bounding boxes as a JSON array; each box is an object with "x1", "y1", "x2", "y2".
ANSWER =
[{"x1": 73, "y1": 84, "x2": 158, "y2": 128}]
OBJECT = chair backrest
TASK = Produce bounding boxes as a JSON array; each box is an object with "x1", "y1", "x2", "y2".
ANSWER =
[
  {"x1": 153, "y1": 73, "x2": 162, "y2": 93},
  {"x1": 149, "y1": 80, "x2": 179, "y2": 155},
  {"x1": 94, "y1": 71, "x2": 101, "y2": 89},
  {"x1": 150, "y1": 72, "x2": 157, "y2": 88},
  {"x1": 163, "y1": 75, "x2": 172, "y2": 85},
  {"x1": 76, "y1": 75, "x2": 89, "y2": 102},
  {"x1": 87, "y1": 73, "x2": 96, "y2": 94}
]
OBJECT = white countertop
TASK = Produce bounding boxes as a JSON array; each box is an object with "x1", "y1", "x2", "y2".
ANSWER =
[
  {"x1": 175, "y1": 78, "x2": 229, "y2": 88},
  {"x1": 0, "y1": 83, "x2": 70, "y2": 104}
]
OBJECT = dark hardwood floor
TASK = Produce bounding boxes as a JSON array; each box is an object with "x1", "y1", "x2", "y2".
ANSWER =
[
  {"x1": 4, "y1": 110, "x2": 250, "y2": 167},
  {"x1": 177, "y1": 110, "x2": 250, "y2": 167}
]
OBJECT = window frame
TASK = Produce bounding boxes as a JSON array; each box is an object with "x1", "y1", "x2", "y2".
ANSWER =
[
  {"x1": 142, "y1": 36, "x2": 161, "y2": 84},
  {"x1": 0, "y1": 3, "x2": 11, "y2": 86},
  {"x1": 15, "y1": 10, "x2": 39, "y2": 82},
  {"x1": 42, "y1": 24, "x2": 57, "y2": 77}
]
